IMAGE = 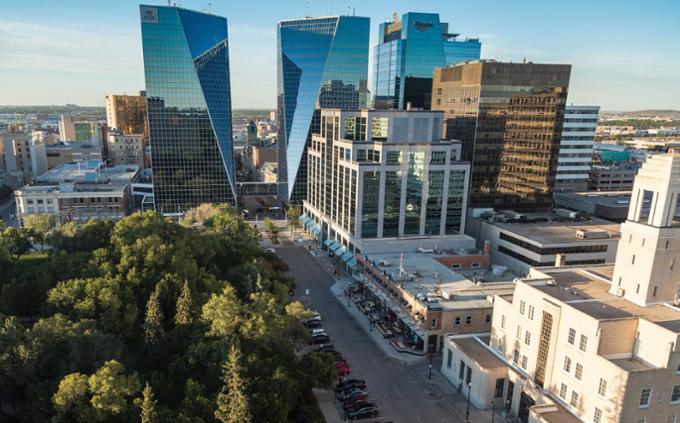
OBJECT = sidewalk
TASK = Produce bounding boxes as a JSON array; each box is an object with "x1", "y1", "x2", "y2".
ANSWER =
[{"x1": 313, "y1": 389, "x2": 344, "y2": 423}]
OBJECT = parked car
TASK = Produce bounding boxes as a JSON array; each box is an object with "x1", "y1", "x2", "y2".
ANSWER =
[
  {"x1": 309, "y1": 328, "x2": 327, "y2": 336},
  {"x1": 309, "y1": 334, "x2": 330, "y2": 345},
  {"x1": 304, "y1": 320, "x2": 323, "y2": 329},
  {"x1": 265, "y1": 248, "x2": 276, "y2": 254},
  {"x1": 336, "y1": 387, "x2": 365, "y2": 401},
  {"x1": 336, "y1": 366, "x2": 351, "y2": 377},
  {"x1": 335, "y1": 379, "x2": 366, "y2": 393},
  {"x1": 312, "y1": 344, "x2": 335, "y2": 353},
  {"x1": 334, "y1": 360, "x2": 348, "y2": 369},
  {"x1": 342, "y1": 395, "x2": 369, "y2": 410},
  {"x1": 347, "y1": 405, "x2": 379, "y2": 420},
  {"x1": 305, "y1": 314, "x2": 322, "y2": 323}
]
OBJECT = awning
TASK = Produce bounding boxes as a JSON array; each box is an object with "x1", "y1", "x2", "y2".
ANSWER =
[
  {"x1": 341, "y1": 251, "x2": 354, "y2": 262},
  {"x1": 335, "y1": 245, "x2": 347, "y2": 256},
  {"x1": 330, "y1": 242, "x2": 343, "y2": 253},
  {"x1": 323, "y1": 239, "x2": 333, "y2": 247},
  {"x1": 347, "y1": 257, "x2": 357, "y2": 268},
  {"x1": 299, "y1": 213, "x2": 308, "y2": 222},
  {"x1": 311, "y1": 227, "x2": 321, "y2": 236}
]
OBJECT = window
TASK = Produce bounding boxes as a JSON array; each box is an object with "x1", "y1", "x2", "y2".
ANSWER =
[
  {"x1": 454, "y1": 317, "x2": 461, "y2": 326},
  {"x1": 559, "y1": 383, "x2": 567, "y2": 399},
  {"x1": 516, "y1": 325, "x2": 522, "y2": 340},
  {"x1": 653, "y1": 286, "x2": 658, "y2": 297},
  {"x1": 521, "y1": 355, "x2": 528, "y2": 370},
  {"x1": 636, "y1": 419, "x2": 646, "y2": 423},
  {"x1": 676, "y1": 363, "x2": 680, "y2": 374},
  {"x1": 431, "y1": 318, "x2": 437, "y2": 329},
  {"x1": 598, "y1": 378, "x2": 607, "y2": 396},
  {"x1": 593, "y1": 407, "x2": 602, "y2": 423},
  {"x1": 512, "y1": 349, "x2": 519, "y2": 364},
  {"x1": 575, "y1": 363, "x2": 583, "y2": 380},
  {"x1": 579, "y1": 335, "x2": 588, "y2": 352},
  {"x1": 528, "y1": 305, "x2": 534, "y2": 320},
  {"x1": 672, "y1": 386, "x2": 680, "y2": 404},
  {"x1": 568, "y1": 328, "x2": 576, "y2": 345},
  {"x1": 519, "y1": 300, "x2": 526, "y2": 315},
  {"x1": 485, "y1": 314, "x2": 491, "y2": 323},
  {"x1": 501, "y1": 315, "x2": 506, "y2": 329},
  {"x1": 451, "y1": 263, "x2": 462, "y2": 269},
  {"x1": 640, "y1": 388, "x2": 652, "y2": 408},
  {"x1": 465, "y1": 316, "x2": 472, "y2": 325},
  {"x1": 632, "y1": 254, "x2": 636, "y2": 264},
  {"x1": 524, "y1": 331, "x2": 531, "y2": 346},
  {"x1": 667, "y1": 415, "x2": 677, "y2": 423},
  {"x1": 570, "y1": 391, "x2": 579, "y2": 407},
  {"x1": 563, "y1": 356, "x2": 571, "y2": 372},
  {"x1": 494, "y1": 378, "x2": 504, "y2": 398},
  {"x1": 447, "y1": 350, "x2": 453, "y2": 368},
  {"x1": 459, "y1": 360, "x2": 465, "y2": 379},
  {"x1": 636, "y1": 284, "x2": 641, "y2": 294}
]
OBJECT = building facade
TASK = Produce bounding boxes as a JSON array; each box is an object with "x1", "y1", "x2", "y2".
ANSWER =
[
  {"x1": 276, "y1": 15, "x2": 370, "y2": 205},
  {"x1": 372, "y1": 12, "x2": 481, "y2": 111},
  {"x1": 59, "y1": 115, "x2": 106, "y2": 144},
  {"x1": 431, "y1": 61, "x2": 571, "y2": 210},
  {"x1": 2, "y1": 132, "x2": 47, "y2": 187},
  {"x1": 302, "y1": 109, "x2": 470, "y2": 255},
  {"x1": 590, "y1": 163, "x2": 640, "y2": 191},
  {"x1": 555, "y1": 105, "x2": 599, "y2": 192},
  {"x1": 45, "y1": 142, "x2": 102, "y2": 169},
  {"x1": 140, "y1": 5, "x2": 236, "y2": 214},
  {"x1": 442, "y1": 152, "x2": 680, "y2": 423},
  {"x1": 107, "y1": 132, "x2": 145, "y2": 168},
  {"x1": 105, "y1": 92, "x2": 149, "y2": 140}
]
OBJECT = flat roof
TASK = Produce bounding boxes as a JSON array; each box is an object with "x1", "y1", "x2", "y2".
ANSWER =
[
  {"x1": 451, "y1": 335, "x2": 506, "y2": 369},
  {"x1": 610, "y1": 356, "x2": 653, "y2": 372},
  {"x1": 533, "y1": 266, "x2": 680, "y2": 328},
  {"x1": 554, "y1": 191, "x2": 632, "y2": 208},
  {"x1": 35, "y1": 161, "x2": 138, "y2": 184},
  {"x1": 530, "y1": 404, "x2": 581, "y2": 423},
  {"x1": 493, "y1": 218, "x2": 620, "y2": 245},
  {"x1": 364, "y1": 252, "x2": 516, "y2": 310}
]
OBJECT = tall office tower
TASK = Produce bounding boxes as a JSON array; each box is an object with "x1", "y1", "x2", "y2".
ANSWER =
[
  {"x1": 431, "y1": 61, "x2": 571, "y2": 210},
  {"x1": 555, "y1": 105, "x2": 599, "y2": 192},
  {"x1": 105, "y1": 92, "x2": 149, "y2": 140},
  {"x1": 140, "y1": 5, "x2": 236, "y2": 215},
  {"x1": 372, "y1": 12, "x2": 481, "y2": 111},
  {"x1": 276, "y1": 15, "x2": 370, "y2": 206}
]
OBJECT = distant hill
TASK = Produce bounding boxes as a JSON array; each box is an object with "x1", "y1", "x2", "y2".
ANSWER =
[{"x1": 602, "y1": 110, "x2": 680, "y2": 119}]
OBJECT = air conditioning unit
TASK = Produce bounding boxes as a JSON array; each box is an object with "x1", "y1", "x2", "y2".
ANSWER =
[
  {"x1": 546, "y1": 279, "x2": 556, "y2": 286},
  {"x1": 615, "y1": 288, "x2": 625, "y2": 297}
]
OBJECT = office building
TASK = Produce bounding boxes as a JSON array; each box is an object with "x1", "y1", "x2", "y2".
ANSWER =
[
  {"x1": 59, "y1": 115, "x2": 106, "y2": 144},
  {"x1": 105, "y1": 92, "x2": 149, "y2": 140},
  {"x1": 302, "y1": 109, "x2": 471, "y2": 255},
  {"x1": 431, "y1": 61, "x2": 571, "y2": 210},
  {"x1": 441, "y1": 152, "x2": 680, "y2": 422},
  {"x1": 590, "y1": 163, "x2": 640, "y2": 191},
  {"x1": 2, "y1": 132, "x2": 47, "y2": 187},
  {"x1": 466, "y1": 209, "x2": 620, "y2": 274},
  {"x1": 45, "y1": 142, "x2": 102, "y2": 169},
  {"x1": 276, "y1": 15, "x2": 370, "y2": 205},
  {"x1": 555, "y1": 105, "x2": 599, "y2": 192},
  {"x1": 107, "y1": 132, "x2": 145, "y2": 168},
  {"x1": 373, "y1": 12, "x2": 481, "y2": 111},
  {"x1": 140, "y1": 5, "x2": 237, "y2": 214}
]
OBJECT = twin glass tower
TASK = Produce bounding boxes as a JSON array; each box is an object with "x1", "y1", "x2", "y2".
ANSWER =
[{"x1": 140, "y1": 5, "x2": 236, "y2": 215}]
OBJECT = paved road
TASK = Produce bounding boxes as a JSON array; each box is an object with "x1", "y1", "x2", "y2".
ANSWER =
[
  {"x1": 0, "y1": 198, "x2": 17, "y2": 227},
  {"x1": 277, "y1": 246, "x2": 465, "y2": 423}
]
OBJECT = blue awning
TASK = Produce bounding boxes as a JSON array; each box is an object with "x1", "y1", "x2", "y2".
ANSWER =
[
  {"x1": 323, "y1": 239, "x2": 333, "y2": 247},
  {"x1": 347, "y1": 257, "x2": 357, "y2": 268},
  {"x1": 330, "y1": 242, "x2": 343, "y2": 253},
  {"x1": 336, "y1": 245, "x2": 347, "y2": 256},
  {"x1": 341, "y1": 251, "x2": 354, "y2": 262},
  {"x1": 299, "y1": 213, "x2": 307, "y2": 222},
  {"x1": 312, "y1": 228, "x2": 321, "y2": 236}
]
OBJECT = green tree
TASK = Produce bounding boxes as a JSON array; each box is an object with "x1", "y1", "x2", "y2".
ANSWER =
[
  {"x1": 52, "y1": 372, "x2": 92, "y2": 422},
  {"x1": 201, "y1": 285, "x2": 242, "y2": 337},
  {"x1": 180, "y1": 203, "x2": 221, "y2": 227},
  {"x1": 140, "y1": 382, "x2": 157, "y2": 423},
  {"x1": 174, "y1": 280, "x2": 194, "y2": 328},
  {"x1": 143, "y1": 284, "x2": 165, "y2": 346},
  {"x1": 88, "y1": 360, "x2": 141, "y2": 419},
  {"x1": 22, "y1": 213, "x2": 56, "y2": 250},
  {"x1": 0, "y1": 226, "x2": 32, "y2": 259},
  {"x1": 286, "y1": 206, "x2": 301, "y2": 235},
  {"x1": 215, "y1": 345, "x2": 251, "y2": 423},
  {"x1": 263, "y1": 217, "x2": 278, "y2": 242}
]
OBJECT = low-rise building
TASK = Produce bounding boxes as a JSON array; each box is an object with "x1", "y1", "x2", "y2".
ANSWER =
[
  {"x1": 45, "y1": 142, "x2": 102, "y2": 169},
  {"x1": 302, "y1": 109, "x2": 471, "y2": 255},
  {"x1": 106, "y1": 132, "x2": 145, "y2": 168},
  {"x1": 442, "y1": 152, "x2": 680, "y2": 423},
  {"x1": 34, "y1": 160, "x2": 139, "y2": 185},
  {"x1": 2, "y1": 131, "x2": 47, "y2": 187},
  {"x1": 466, "y1": 210, "x2": 620, "y2": 274},
  {"x1": 260, "y1": 162, "x2": 277, "y2": 183},
  {"x1": 589, "y1": 163, "x2": 640, "y2": 191}
]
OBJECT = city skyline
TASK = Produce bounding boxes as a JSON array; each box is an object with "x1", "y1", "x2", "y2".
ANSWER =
[{"x1": 1, "y1": 0, "x2": 679, "y2": 110}]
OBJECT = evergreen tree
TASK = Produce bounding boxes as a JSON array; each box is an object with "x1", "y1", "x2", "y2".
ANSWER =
[
  {"x1": 215, "y1": 345, "x2": 251, "y2": 423},
  {"x1": 174, "y1": 280, "x2": 194, "y2": 328},
  {"x1": 140, "y1": 382, "x2": 157, "y2": 423},
  {"x1": 143, "y1": 284, "x2": 164, "y2": 345}
]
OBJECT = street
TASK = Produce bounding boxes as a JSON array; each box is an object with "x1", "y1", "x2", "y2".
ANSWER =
[
  {"x1": 0, "y1": 198, "x2": 17, "y2": 227},
  {"x1": 277, "y1": 245, "x2": 470, "y2": 423}
]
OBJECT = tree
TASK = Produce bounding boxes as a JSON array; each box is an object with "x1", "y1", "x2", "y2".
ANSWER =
[
  {"x1": 286, "y1": 206, "x2": 301, "y2": 235},
  {"x1": 201, "y1": 285, "x2": 242, "y2": 337},
  {"x1": 215, "y1": 345, "x2": 251, "y2": 423},
  {"x1": 52, "y1": 372, "x2": 92, "y2": 422},
  {"x1": 88, "y1": 360, "x2": 141, "y2": 419},
  {"x1": 0, "y1": 226, "x2": 32, "y2": 259},
  {"x1": 143, "y1": 284, "x2": 165, "y2": 346},
  {"x1": 175, "y1": 280, "x2": 195, "y2": 328},
  {"x1": 140, "y1": 382, "x2": 157, "y2": 423},
  {"x1": 263, "y1": 218, "x2": 278, "y2": 242},
  {"x1": 180, "y1": 203, "x2": 221, "y2": 227},
  {"x1": 22, "y1": 213, "x2": 56, "y2": 250}
]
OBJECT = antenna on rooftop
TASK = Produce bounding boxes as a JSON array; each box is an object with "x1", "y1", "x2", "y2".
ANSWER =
[
  {"x1": 305, "y1": 2, "x2": 310, "y2": 18},
  {"x1": 208, "y1": 2, "x2": 212, "y2": 14}
]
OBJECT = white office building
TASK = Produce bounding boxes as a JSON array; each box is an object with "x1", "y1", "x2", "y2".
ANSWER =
[
  {"x1": 301, "y1": 109, "x2": 473, "y2": 256},
  {"x1": 555, "y1": 105, "x2": 599, "y2": 192}
]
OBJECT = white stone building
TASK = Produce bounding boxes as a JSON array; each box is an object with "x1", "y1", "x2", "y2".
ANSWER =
[{"x1": 555, "y1": 105, "x2": 599, "y2": 192}]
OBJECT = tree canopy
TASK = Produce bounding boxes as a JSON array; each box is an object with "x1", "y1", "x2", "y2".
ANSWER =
[{"x1": 0, "y1": 206, "x2": 330, "y2": 422}]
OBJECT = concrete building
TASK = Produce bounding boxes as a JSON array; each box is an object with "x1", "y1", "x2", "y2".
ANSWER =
[
  {"x1": 59, "y1": 115, "x2": 106, "y2": 144},
  {"x1": 466, "y1": 210, "x2": 620, "y2": 274},
  {"x1": 555, "y1": 106, "x2": 599, "y2": 192},
  {"x1": 15, "y1": 183, "x2": 131, "y2": 225},
  {"x1": 34, "y1": 160, "x2": 139, "y2": 185},
  {"x1": 302, "y1": 109, "x2": 471, "y2": 255},
  {"x1": 431, "y1": 61, "x2": 571, "y2": 210},
  {"x1": 45, "y1": 142, "x2": 102, "y2": 169},
  {"x1": 106, "y1": 132, "x2": 145, "y2": 168},
  {"x1": 2, "y1": 132, "x2": 47, "y2": 187},
  {"x1": 260, "y1": 162, "x2": 277, "y2": 183},
  {"x1": 441, "y1": 152, "x2": 680, "y2": 423},
  {"x1": 590, "y1": 163, "x2": 640, "y2": 191},
  {"x1": 105, "y1": 92, "x2": 148, "y2": 140}
]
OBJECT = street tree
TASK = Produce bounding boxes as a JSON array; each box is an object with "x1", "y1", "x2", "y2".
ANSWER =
[{"x1": 215, "y1": 345, "x2": 251, "y2": 423}]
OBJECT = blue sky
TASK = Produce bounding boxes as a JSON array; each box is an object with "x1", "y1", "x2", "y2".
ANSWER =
[{"x1": 1, "y1": 0, "x2": 678, "y2": 110}]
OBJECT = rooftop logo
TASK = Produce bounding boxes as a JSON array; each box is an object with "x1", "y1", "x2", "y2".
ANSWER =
[
  {"x1": 414, "y1": 21, "x2": 433, "y2": 32},
  {"x1": 141, "y1": 6, "x2": 158, "y2": 24}
]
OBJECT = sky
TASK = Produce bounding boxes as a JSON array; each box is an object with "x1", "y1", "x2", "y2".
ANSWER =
[{"x1": 1, "y1": 0, "x2": 679, "y2": 111}]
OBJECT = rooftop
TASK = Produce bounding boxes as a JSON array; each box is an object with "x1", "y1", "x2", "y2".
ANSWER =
[
  {"x1": 34, "y1": 160, "x2": 139, "y2": 184},
  {"x1": 17, "y1": 183, "x2": 127, "y2": 195},
  {"x1": 488, "y1": 214, "x2": 620, "y2": 245},
  {"x1": 530, "y1": 404, "x2": 581, "y2": 423},
  {"x1": 451, "y1": 335, "x2": 506, "y2": 370}
]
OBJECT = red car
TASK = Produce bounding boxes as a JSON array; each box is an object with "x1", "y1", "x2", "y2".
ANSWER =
[
  {"x1": 334, "y1": 360, "x2": 348, "y2": 368},
  {"x1": 336, "y1": 365, "x2": 351, "y2": 377}
]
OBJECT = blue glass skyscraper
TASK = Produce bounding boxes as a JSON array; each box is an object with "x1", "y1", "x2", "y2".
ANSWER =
[
  {"x1": 372, "y1": 12, "x2": 481, "y2": 110},
  {"x1": 140, "y1": 5, "x2": 236, "y2": 215},
  {"x1": 276, "y1": 16, "x2": 370, "y2": 205}
]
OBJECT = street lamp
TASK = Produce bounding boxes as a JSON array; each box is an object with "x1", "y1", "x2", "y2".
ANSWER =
[
  {"x1": 465, "y1": 381, "x2": 472, "y2": 423},
  {"x1": 428, "y1": 354, "x2": 433, "y2": 380}
]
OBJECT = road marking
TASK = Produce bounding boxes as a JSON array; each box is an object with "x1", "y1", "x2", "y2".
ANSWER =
[{"x1": 392, "y1": 385, "x2": 403, "y2": 397}]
